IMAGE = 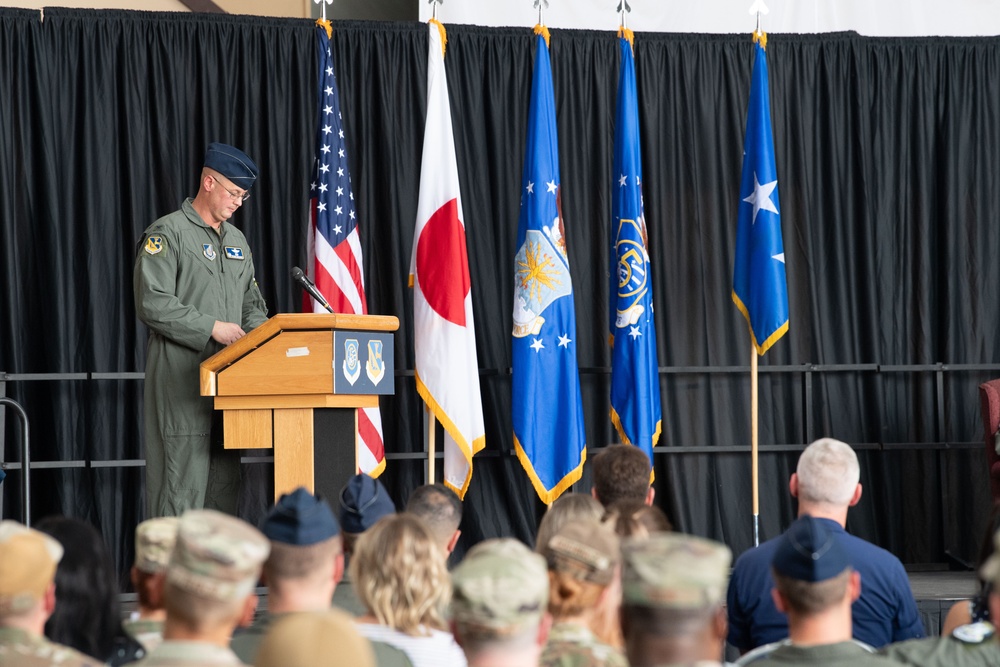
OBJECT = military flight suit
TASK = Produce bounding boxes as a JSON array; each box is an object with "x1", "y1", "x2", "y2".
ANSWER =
[{"x1": 134, "y1": 198, "x2": 268, "y2": 517}]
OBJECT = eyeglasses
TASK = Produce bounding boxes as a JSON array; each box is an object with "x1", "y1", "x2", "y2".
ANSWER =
[{"x1": 210, "y1": 175, "x2": 250, "y2": 202}]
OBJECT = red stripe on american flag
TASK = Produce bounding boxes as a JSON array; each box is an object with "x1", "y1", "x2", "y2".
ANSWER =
[{"x1": 357, "y1": 408, "x2": 384, "y2": 459}]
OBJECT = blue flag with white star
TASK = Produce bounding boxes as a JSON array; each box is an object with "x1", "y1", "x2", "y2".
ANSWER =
[
  {"x1": 733, "y1": 38, "x2": 789, "y2": 354},
  {"x1": 609, "y1": 35, "x2": 661, "y2": 465},
  {"x1": 512, "y1": 31, "x2": 587, "y2": 504}
]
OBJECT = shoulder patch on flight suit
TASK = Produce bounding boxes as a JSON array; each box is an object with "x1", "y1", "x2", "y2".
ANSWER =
[
  {"x1": 224, "y1": 246, "x2": 245, "y2": 260},
  {"x1": 203, "y1": 244, "x2": 217, "y2": 261},
  {"x1": 144, "y1": 235, "x2": 164, "y2": 255}
]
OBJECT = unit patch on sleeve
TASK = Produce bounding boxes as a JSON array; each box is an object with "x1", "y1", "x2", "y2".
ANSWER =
[
  {"x1": 144, "y1": 235, "x2": 164, "y2": 255},
  {"x1": 224, "y1": 246, "x2": 245, "y2": 260}
]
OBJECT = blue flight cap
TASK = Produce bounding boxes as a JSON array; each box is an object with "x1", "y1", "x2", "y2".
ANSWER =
[
  {"x1": 772, "y1": 515, "x2": 850, "y2": 582},
  {"x1": 204, "y1": 142, "x2": 258, "y2": 189},
  {"x1": 338, "y1": 474, "x2": 395, "y2": 534},
  {"x1": 262, "y1": 487, "x2": 339, "y2": 546}
]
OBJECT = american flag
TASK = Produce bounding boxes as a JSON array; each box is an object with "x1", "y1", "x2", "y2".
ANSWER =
[{"x1": 307, "y1": 23, "x2": 385, "y2": 477}]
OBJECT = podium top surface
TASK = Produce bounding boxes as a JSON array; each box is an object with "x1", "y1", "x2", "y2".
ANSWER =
[{"x1": 200, "y1": 313, "x2": 398, "y2": 396}]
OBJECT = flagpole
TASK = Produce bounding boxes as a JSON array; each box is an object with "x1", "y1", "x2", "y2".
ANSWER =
[
  {"x1": 751, "y1": 343, "x2": 759, "y2": 546},
  {"x1": 427, "y1": 408, "x2": 437, "y2": 483}
]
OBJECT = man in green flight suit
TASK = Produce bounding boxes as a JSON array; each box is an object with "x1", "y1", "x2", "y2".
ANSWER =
[{"x1": 134, "y1": 143, "x2": 268, "y2": 517}]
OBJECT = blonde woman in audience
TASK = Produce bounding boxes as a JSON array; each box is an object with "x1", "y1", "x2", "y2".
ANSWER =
[{"x1": 351, "y1": 513, "x2": 467, "y2": 667}]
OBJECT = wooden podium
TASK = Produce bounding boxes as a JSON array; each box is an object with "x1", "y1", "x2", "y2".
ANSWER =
[{"x1": 200, "y1": 313, "x2": 398, "y2": 500}]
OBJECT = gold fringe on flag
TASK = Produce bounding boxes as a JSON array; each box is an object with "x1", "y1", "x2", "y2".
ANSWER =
[
  {"x1": 534, "y1": 24, "x2": 551, "y2": 48},
  {"x1": 429, "y1": 18, "x2": 448, "y2": 56},
  {"x1": 618, "y1": 26, "x2": 635, "y2": 51},
  {"x1": 316, "y1": 17, "x2": 333, "y2": 40},
  {"x1": 753, "y1": 29, "x2": 768, "y2": 49}
]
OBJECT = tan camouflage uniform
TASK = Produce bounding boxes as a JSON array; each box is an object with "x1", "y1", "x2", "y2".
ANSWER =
[
  {"x1": 0, "y1": 521, "x2": 104, "y2": 667},
  {"x1": 130, "y1": 510, "x2": 270, "y2": 667},
  {"x1": 124, "y1": 517, "x2": 180, "y2": 655}
]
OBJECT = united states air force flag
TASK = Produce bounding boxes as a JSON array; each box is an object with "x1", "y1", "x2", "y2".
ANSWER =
[
  {"x1": 609, "y1": 33, "x2": 661, "y2": 467},
  {"x1": 732, "y1": 34, "x2": 789, "y2": 354},
  {"x1": 512, "y1": 27, "x2": 586, "y2": 505}
]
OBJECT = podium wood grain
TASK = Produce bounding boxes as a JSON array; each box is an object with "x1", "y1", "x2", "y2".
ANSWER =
[
  {"x1": 274, "y1": 409, "x2": 314, "y2": 496},
  {"x1": 223, "y1": 409, "x2": 272, "y2": 450}
]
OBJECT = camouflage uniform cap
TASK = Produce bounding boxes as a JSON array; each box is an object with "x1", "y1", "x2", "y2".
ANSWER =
[
  {"x1": 0, "y1": 520, "x2": 63, "y2": 615},
  {"x1": 621, "y1": 533, "x2": 731, "y2": 609},
  {"x1": 542, "y1": 518, "x2": 620, "y2": 586},
  {"x1": 134, "y1": 517, "x2": 180, "y2": 574},
  {"x1": 166, "y1": 509, "x2": 270, "y2": 602},
  {"x1": 451, "y1": 538, "x2": 549, "y2": 639}
]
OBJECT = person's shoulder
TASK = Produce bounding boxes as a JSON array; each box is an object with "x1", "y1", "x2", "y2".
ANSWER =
[
  {"x1": 839, "y1": 530, "x2": 907, "y2": 571},
  {"x1": 541, "y1": 641, "x2": 627, "y2": 667},
  {"x1": 732, "y1": 536, "x2": 782, "y2": 573},
  {"x1": 882, "y1": 634, "x2": 1000, "y2": 666},
  {"x1": 0, "y1": 632, "x2": 104, "y2": 667},
  {"x1": 370, "y1": 639, "x2": 416, "y2": 667}
]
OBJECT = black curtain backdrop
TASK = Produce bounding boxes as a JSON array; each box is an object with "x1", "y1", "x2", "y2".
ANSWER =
[{"x1": 1, "y1": 8, "x2": 997, "y2": 582}]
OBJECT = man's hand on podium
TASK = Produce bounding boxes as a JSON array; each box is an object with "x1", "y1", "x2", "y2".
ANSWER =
[{"x1": 212, "y1": 321, "x2": 246, "y2": 346}]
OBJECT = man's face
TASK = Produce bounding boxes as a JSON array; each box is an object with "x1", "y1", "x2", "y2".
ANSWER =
[{"x1": 208, "y1": 173, "x2": 247, "y2": 223}]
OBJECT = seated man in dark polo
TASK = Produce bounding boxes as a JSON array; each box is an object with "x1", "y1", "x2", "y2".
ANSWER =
[
  {"x1": 881, "y1": 525, "x2": 1000, "y2": 666},
  {"x1": 405, "y1": 484, "x2": 463, "y2": 559},
  {"x1": 743, "y1": 516, "x2": 898, "y2": 666},
  {"x1": 727, "y1": 438, "x2": 923, "y2": 653},
  {"x1": 230, "y1": 487, "x2": 411, "y2": 667}
]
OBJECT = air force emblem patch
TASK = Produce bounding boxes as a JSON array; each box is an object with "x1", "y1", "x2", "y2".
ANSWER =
[
  {"x1": 224, "y1": 246, "x2": 245, "y2": 260},
  {"x1": 366, "y1": 340, "x2": 385, "y2": 385},
  {"x1": 512, "y1": 227, "x2": 572, "y2": 338},
  {"x1": 342, "y1": 338, "x2": 360, "y2": 386},
  {"x1": 144, "y1": 235, "x2": 164, "y2": 255},
  {"x1": 203, "y1": 244, "x2": 217, "y2": 261}
]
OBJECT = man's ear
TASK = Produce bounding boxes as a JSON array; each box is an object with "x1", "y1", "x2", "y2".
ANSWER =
[
  {"x1": 333, "y1": 552, "x2": 345, "y2": 585},
  {"x1": 713, "y1": 605, "x2": 728, "y2": 642},
  {"x1": 645, "y1": 487, "x2": 655, "y2": 506},
  {"x1": 591, "y1": 486, "x2": 599, "y2": 502},
  {"x1": 789, "y1": 473, "x2": 799, "y2": 499},
  {"x1": 446, "y1": 530, "x2": 461, "y2": 555},
  {"x1": 771, "y1": 587, "x2": 788, "y2": 614},
  {"x1": 847, "y1": 571, "x2": 862, "y2": 603},
  {"x1": 537, "y1": 612, "x2": 553, "y2": 647},
  {"x1": 450, "y1": 620, "x2": 465, "y2": 648},
  {"x1": 238, "y1": 594, "x2": 258, "y2": 628},
  {"x1": 849, "y1": 484, "x2": 862, "y2": 507},
  {"x1": 43, "y1": 582, "x2": 57, "y2": 617}
]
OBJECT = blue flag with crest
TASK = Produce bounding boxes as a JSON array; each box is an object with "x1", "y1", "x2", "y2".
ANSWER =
[
  {"x1": 733, "y1": 37, "x2": 789, "y2": 354},
  {"x1": 609, "y1": 34, "x2": 661, "y2": 467},
  {"x1": 512, "y1": 30, "x2": 587, "y2": 504}
]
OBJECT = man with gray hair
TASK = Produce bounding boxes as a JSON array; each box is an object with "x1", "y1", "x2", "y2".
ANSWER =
[{"x1": 726, "y1": 438, "x2": 924, "y2": 653}]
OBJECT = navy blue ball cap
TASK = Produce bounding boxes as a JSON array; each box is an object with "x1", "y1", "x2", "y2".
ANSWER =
[
  {"x1": 262, "y1": 487, "x2": 339, "y2": 546},
  {"x1": 772, "y1": 515, "x2": 850, "y2": 582},
  {"x1": 338, "y1": 474, "x2": 395, "y2": 534},
  {"x1": 204, "y1": 142, "x2": 258, "y2": 189}
]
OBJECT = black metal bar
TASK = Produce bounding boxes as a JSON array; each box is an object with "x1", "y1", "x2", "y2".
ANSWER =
[
  {"x1": 89, "y1": 459, "x2": 146, "y2": 468},
  {"x1": 0, "y1": 398, "x2": 30, "y2": 526},
  {"x1": 804, "y1": 369, "x2": 814, "y2": 442}
]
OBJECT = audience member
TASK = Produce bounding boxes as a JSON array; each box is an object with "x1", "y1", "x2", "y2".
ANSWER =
[
  {"x1": 36, "y1": 516, "x2": 141, "y2": 665},
  {"x1": 540, "y1": 520, "x2": 627, "y2": 667},
  {"x1": 603, "y1": 499, "x2": 672, "y2": 538},
  {"x1": 131, "y1": 509, "x2": 269, "y2": 667},
  {"x1": 534, "y1": 493, "x2": 603, "y2": 553},
  {"x1": 124, "y1": 517, "x2": 180, "y2": 655},
  {"x1": 231, "y1": 487, "x2": 411, "y2": 667},
  {"x1": 351, "y1": 513, "x2": 466, "y2": 667},
  {"x1": 620, "y1": 532, "x2": 732, "y2": 667},
  {"x1": 881, "y1": 525, "x2": 1000, "y2": 666},
  {"x1": 335, "y1": 473, "x2": 397, "y2": 617},
  {"x1": 590, "y1": 444, "x2": 653, "y2": 507},
  {"x1": 406, "y1": 484, "x2": 463, "y2": 558},
  {"x1": 254, "y1": 610, "x2": 376, "y2": 667},
  {"x1": 727, "y1": 438, "x2": 924, "y2": 652},
  {"x1": 740, "y1": 516, "x2": 897, "y2": 665},
  {"x1": 0, "y1": 520, "x2": 103, "y2": 667},
  {"x1": 450, "y1": 539, "x2": 551, "y2": 667},
  {"x1": 231, "y1": 488, "x2": 344, "y2": 663}
]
